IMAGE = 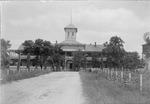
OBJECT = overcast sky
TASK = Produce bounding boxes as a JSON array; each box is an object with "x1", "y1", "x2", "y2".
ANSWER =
[{"x1": 1, "y1": 1, "x2": 150, "y2": 56}]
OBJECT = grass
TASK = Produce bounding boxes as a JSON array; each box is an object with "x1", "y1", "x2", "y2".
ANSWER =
[
  {"x1": 79, "y1": 71, "x2": 150, "y2": 104},
  {"x1": 1, "y1": 68, "x2": 51, "y2": 84}
]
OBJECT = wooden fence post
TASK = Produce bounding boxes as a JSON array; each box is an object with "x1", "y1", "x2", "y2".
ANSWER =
[
  {"x1": 129, "y1": 72, "x2": 131, "y2": 82},
  {"x1": 116, "y1": 70, "x2": 118, "y2": 77},
  {"x1": 121, "y1": 71, "x2": 123, "y2": 82},
  {"x1": 140, "y1": 73, "x2": 143, "y2": 91},
  {"x1": 111, "y1": 70, "x2": 113, "y2": 78},
  {"x1": 108, "y1": 69, "x2": 109, "y2": 79}
]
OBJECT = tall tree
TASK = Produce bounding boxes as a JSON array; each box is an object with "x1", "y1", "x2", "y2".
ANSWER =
[
  {"x1": 33, "y1": 39, "x2": 44, "y2": 70},
  {"x1": 51, "y1": 44, "x2": 64, "y2": 71},
  {"x1": 22, "y1": 40, "x2": 34, "y2": 71},
  {"x1": 103, "y1": 36, "x2": 125, "y2": 70},
  {"x1": 1, "y1": 39, "x2": 11, "y2": 70},
  {"x1": 42, "y1": 40, "x2": 52, "y2": 69}
]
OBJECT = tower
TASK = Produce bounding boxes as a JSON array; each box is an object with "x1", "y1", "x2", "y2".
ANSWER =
[{"x1": 64, "y1": 24, "x2": 77, "y2": 41}]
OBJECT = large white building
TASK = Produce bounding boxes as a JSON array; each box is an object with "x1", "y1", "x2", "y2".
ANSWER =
[
  {"x1": 12, "y1": 23, "x2": 105, "y2": 70},
  {"x1": 57, "y1": 23, "x2": 104, "y2": 70}
]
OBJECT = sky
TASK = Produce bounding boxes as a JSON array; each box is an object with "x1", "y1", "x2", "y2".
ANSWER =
[{"x1": 1, "y1": 0, "x2": 150, "y2": 56}]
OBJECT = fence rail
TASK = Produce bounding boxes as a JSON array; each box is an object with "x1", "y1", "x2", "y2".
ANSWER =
[
  {"x1": 90, "y1": 68, "x2": 150, "y2": 92},
  {"x1": 1, "y1": 66, "x2": 52, "y2": 75}
]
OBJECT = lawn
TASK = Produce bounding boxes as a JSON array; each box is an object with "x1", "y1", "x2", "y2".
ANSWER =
[{"x1": 79, "y1": 71, "x2": 150, "y2": 104}]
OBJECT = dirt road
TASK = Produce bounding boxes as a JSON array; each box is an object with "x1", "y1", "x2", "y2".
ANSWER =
[{"x1": 0, "y1": 72, "x2": 85, "y2": 104}]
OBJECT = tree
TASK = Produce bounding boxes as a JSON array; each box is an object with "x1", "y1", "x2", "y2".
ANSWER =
[
  {"x1": 123, "y1": 51, "x2": 142, "y2": 71},
  {"x1": 1, "y1": 39, "x2": 11, "y2": 70},
  {"x1": 91, "y1": 53, "x2": 100, "y2": 68},
  {"x1": 33, "y1": 39, "x2": 44, "y2": 70},
  {"x1": 42, "y1": 40, "x2": 52, "y2": 69},
  {"x1": 103, "y1": 36, "x2": 125, "y2": 70},
  {"x1": 51, "y1": 44, "x2": 64, "y2": 71},
  {"x1": 73, "y1": 50, "x2": 85, "y2": 71},
  {"x1": 22, "y1": 40, "x2": 34, "y2": 71}
]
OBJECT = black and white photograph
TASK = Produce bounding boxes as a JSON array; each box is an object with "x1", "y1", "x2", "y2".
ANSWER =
[{"x1": 1, "y1": 0, "x2": 150, "y2": 104}]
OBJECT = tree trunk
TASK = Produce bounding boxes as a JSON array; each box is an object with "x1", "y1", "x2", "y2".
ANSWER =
[
  {"x1": 43, "y1": 56, "x2": 48, "y2": 70},
  {"x1": 35, "y1": 56, "x2": 38, "y2": 70}
]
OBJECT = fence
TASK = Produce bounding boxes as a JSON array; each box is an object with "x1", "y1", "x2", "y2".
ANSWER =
[
  {"x1": 2, "y1": 66, "x2": 52, "y2": 75},
  {"x1": 90, "y1": 68, "x2": 150, "y2": 92}
]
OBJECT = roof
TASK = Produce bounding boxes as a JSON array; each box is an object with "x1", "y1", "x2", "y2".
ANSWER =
[
  {"x1": 64, "y1": 23, "x2": 77, "y2": 29},
  {"x1": 85, "y1": 44, "x2": 104, "y2": 52},
  {"x1": 18, "y1": 44, "x2": 24, "y2": 51},
  {"x1": 59, "y1": 40, "x2": 85, "y2": 46}
]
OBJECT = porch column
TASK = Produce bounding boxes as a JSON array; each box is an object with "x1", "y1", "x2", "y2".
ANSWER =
[
  {"x1": 17, "y1": 50, "x2": 21, "y2": 72},
  {"x1": 64, "y1": 52, "x2": 66, "y2": 71}
]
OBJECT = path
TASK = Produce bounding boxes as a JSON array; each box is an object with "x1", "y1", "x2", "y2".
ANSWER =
[{"x1": 0, "y1": 72, "x2": 85, "y2": 104}]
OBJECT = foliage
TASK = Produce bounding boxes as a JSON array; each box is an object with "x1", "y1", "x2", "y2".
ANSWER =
[
  {"x1": 103, "y1": 36, "x2": 125, "y2": 69},
  {"x1": 51, "y1": 44, "x2": 64, "y2": 71},
  {"x1": 33, "y1": 39, "x2": 44, "y2": 69},
  {"x1": 22, "y1": 40, "x2": 34, "y2": 71},
  {"x1": 73, "y1": 50, "x2": 86, "y2": 71},
  {"x1": 123, "y1": 51, "x2": 143, "y2": 71},
  {"x1": 21, "y1": 38, "x2": 64, "y2": 71},
  {"x1": 91, "y1": 53, "x2": 100, "y2": 68},
  {"x1": 22, "y1": 40, "x2": 34, "y2": 54},
  {"x1": 42, "y1": 40, "x2": 53, "y2": 69},
  {"x1": 21, "y1": 39, "x2": 53, "y2": 70},
  {"x1": 1, "y1": 39, "x2": 11, "y2": 68}
]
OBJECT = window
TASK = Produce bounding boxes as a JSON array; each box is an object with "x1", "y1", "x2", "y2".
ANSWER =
[
  {"x1": 72, "y1": 32, "x2": 74, "y2": 39},
  {"x1": 72, "y1": 32, "x2": 74, "y2": 36},
  {"x1": 67, "y1": 32, "x2": 69, "y2": 38}
]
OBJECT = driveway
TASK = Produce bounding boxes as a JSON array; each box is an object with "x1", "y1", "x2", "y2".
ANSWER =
[{"x1": 0, "y1": 72, "x2": 85, "y2": 104}]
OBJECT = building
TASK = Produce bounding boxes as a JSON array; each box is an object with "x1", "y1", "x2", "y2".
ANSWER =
[
  {"x1": 57, "y1": 23, "x2": 105, "y2": 70},
  {"x1": 11, "y1": 23, "x2": 105, "y2": 71}
]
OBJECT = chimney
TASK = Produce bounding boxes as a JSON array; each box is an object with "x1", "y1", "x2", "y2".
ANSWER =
[
  {"x1": 56, "y1": 40, "x2": 57, "y2": 44},
  {"x1": 94, "y1": 42, "x2": 96, "y2": 47}
]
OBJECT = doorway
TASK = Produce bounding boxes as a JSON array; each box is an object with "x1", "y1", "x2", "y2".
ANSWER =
[{"x1": 66, "y1": 60, "x2": 73, "y2": 71}]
